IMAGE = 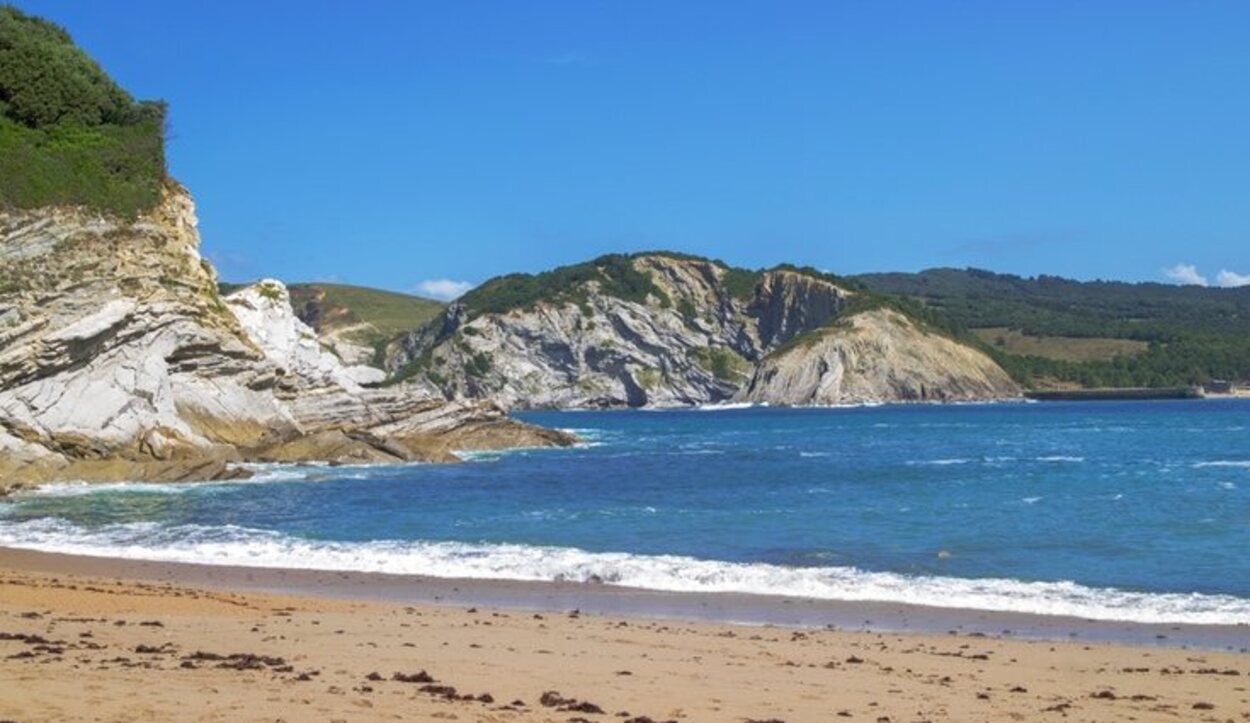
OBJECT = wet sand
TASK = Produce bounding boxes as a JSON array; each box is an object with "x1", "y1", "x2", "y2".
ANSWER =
[{"x1": 1, "y1": 547, "x2": 1247, "y2": 722}]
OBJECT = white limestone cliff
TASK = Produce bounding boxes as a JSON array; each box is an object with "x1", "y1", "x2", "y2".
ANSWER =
[{"x1": 0, "y1": 184, "x2": 571, "y2": 493}]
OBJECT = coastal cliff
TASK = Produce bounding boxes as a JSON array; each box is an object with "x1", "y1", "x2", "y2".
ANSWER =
[
  {"x1": 0, "y1": 187, "x2": 572, "y2": 493},
  {"x1": 388, "y1": 254, "x2": 1020, "y2": 408},
  {"x1": 739, "y1": 308, "x2": 1019, "y2": 404}
]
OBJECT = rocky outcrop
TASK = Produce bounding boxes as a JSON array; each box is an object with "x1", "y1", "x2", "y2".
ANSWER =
[
  {"x1": 388, "y1": 254, "x2": 1020, "y2": 408},
  {"x1": 0, "y1": 185, "x2": 573, "y2": 494},
  {"x1": 225, "y1": 280, "x2": 385, "y2": 387},
  {"x1": 737, "y1": 309, "x2": 1020, "y2": 405}
]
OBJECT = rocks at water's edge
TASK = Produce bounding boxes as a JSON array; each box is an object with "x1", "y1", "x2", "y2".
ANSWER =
[{"x1": 0, "y1": 184, "x2": 573, "y2": 494}]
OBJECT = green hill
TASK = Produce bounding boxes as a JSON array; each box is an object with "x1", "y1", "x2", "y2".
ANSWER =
[
  {"x1": 459, "y1": 251, "x2": 870, "y2": 317},
  {"x1": 857, "y1": 268, "x2": 1250, "y2": 388},
  {"x1": 0, "y1": 5, "x2": 167, "y2": 215},
  {"x1": 286, "y1": 282, "x2": 445, "y2": 346}
]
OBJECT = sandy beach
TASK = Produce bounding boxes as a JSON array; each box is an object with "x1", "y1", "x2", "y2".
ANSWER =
[{"x1": 0, "y1": 548, "x2": 1246, "y2": 722}]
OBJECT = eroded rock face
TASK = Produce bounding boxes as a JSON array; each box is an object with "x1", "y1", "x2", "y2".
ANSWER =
[
  {"x1": 388, "y1": 255, "x2": 1019, "y2": 409},
  {"x1": 0, "y1": 185, "x2": 572, "y2": 492},
  {"x1": 225, "y1": 280, "x2": 385, "y2": 387},
  {"x1": 737, "y1": 309, "x2": 1021, "y2": 405},
  {"x1": 387, "y1": 258, "x2": 835, "y2": 408}
]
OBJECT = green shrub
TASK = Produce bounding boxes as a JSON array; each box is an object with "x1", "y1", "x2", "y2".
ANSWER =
[
  {"x1": 635, "y1": 367, "x2": 660, "y2": 390},
  {"x1": 0, "y1": 6, "x2": 166, "y2": 215},
  {"x1": 676, "y1": 297, "x2": 698, "y2": 324},
  {"x1": 256, "y1": 281, "x2": 283, "y2": 301},
  {"x1": 465, "y1": 351, "x2": 492, "y2": 378},
  {"x1": 721, "y1": 267, "x2": 762, "y2": 299},
  {"x1": 689, "y1": 346, "x2": 750, "y2": 382},
  {"x1": 460, "y1": 254, "x2": 668, "y2": 316}
]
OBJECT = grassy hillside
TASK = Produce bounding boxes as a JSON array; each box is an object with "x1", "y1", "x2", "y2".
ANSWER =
[
  {"x1": 286, "y1": 283, "x2": 444, "y2": 344},
  {"x1": 0, "y1": 6, "x2": 166, "y2": 215},
  {"x1": 857, "y1": 268, "x2": 1250, "y2": 388},
  {"x1": 971, "y1": 328, "x2": 1148, "y2": 363}
]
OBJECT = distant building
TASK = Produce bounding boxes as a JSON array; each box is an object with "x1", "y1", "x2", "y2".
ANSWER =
[{"x1": 1207, "y1": 379, "x2": 1234, "y2": 394}]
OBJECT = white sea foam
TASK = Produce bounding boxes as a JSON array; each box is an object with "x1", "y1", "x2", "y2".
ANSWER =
[
  {"x1": 1193, "y1": 461, "x2": 1250, "y2": 468},
  {"x1": 19, "y1": 481, "x2": 205, "y2": 498},
  {"x1": 454, "y1": 440, "x2": 583, "y2": 461},
  {"x1": 1036, "y1": 456, "x2": 1085, "y2": 463},
  {"x1": 693, "y1": 402, "x2": 760, "y2": 411},
  {"x1": 908, "y1": 458, "x2": 971, "y2": 466},
  {"x1": 17, "y1": 462, "x2": 402, "y2": 497},
  {"x1": 799, "y1": 452, "x2": 831, "y2": 458},
  {"x1": 1, "y1": 517, "x2": 1247, "y2": 626},
  {"x1": 559, "y1": 428, "x2": 607, "y2": 443}
]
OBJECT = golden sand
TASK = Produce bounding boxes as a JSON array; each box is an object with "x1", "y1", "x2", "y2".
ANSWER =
[{"x1": 0, "y1": 553, "x2": 1246, "y2": 722}]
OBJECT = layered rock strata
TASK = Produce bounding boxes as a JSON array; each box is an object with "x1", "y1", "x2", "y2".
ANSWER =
[
  {"x1": 389, "y1": 255, "x2": 1020, "y2": 409},
  {"x1": 0, "y1": 185, "x2": 572, "y2": 493}
]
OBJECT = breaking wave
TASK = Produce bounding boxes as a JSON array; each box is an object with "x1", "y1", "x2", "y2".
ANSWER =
[{"x1": 0, "y1": 517, "x2": 1247, "y2": 626}]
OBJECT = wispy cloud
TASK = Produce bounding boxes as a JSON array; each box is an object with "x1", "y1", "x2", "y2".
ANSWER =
[
  {"x1": 1216, "y1": 269, "x2": 1250, "y2": 288},
  {"x1": 416, "y1": 278, "x2": 474, "y2": 301},
  {"x1": 1163, "y1": 264, "x2": 1250, "y2": 288},
  {"x1": 1163, "y1": 263, "x2": 1208, "y2": 286}
]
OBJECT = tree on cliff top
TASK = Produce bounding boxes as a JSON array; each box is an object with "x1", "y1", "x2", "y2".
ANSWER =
[{"x1": 0, "y1": 5, "x2": 167, "y2": 215}]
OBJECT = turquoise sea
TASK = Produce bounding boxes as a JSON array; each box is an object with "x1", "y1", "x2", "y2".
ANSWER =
[{"x1": 1, "y1": 400, "x2": 1247, "y2": 625}]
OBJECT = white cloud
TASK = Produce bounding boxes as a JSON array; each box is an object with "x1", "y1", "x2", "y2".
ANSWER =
[
  {"x1": 1163, "y1": 263, "x2": 1208, "y2": 286},
  {"x1": 415, "y1": 278, "x2": 474, "y2": 301},
  {"x1": 1216, "y1": 269, "x2": 1250, "y2": 288}
]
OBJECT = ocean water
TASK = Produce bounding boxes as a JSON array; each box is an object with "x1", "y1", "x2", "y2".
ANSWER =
[{"x1": 1, "y1": 400, "x2": 1248, "y2": 625}]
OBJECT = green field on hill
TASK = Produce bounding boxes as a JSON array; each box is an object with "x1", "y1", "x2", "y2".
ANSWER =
[{"x1": 858, "y1": 268, "x2": 1250, "y2": 388}]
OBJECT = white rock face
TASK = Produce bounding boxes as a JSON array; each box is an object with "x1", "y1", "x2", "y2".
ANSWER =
[
  {"x1": 0, "y1": 185, "x2": 569, "y2": 491},
  {"x1": 736, "y1": 309, "x2": 1021, "y2": 405},
  {"x1": 225, "y1": 280, "x2": 385, "y2": 388},
  {"x1": 389, "y1": 255, "x2": 1020, "y2": 409},
  {"x1": 0, "y1": 185, "x2": 275, "y2": 461}
]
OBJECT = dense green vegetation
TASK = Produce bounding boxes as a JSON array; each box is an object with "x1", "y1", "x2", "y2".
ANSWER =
[
  {"x1": 720, "y1": 267, "x2": 762, "y2": 299},
  {"x1": 459, "y1": 252, "x2": 877, "y2": 317},
  {"x1": 688, "y1": 346, "x2": 750, "y2": 382},
  {"x1": 459, "y1": 253, "x2": 671, "y2": 316},
  {"x1": 988, "y1": 336, "x2": 1250, "y2": 389},
  {"x1": 857, "y1": 268, "x2": 1250, "y2": 340},
  {"x1": 0, "y1": 6, "x2": 167, "y2": 215},
  {"x1": 857, "y1": 268, "x2": 1250, "y2": 387}
]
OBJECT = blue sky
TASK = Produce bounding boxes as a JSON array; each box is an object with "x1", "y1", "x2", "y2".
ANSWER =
[{"x1": 18, "y1": 1, "x2": 1250, "y2": 297}]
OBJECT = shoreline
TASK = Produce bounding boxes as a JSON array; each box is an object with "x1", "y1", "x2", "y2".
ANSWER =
[
  {"x1": 2, "y1": 547, "x2": 1248, "y2": 722},
  {"x1": 2, "y1": 546, "x2": 1246, "y2": 652}
]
